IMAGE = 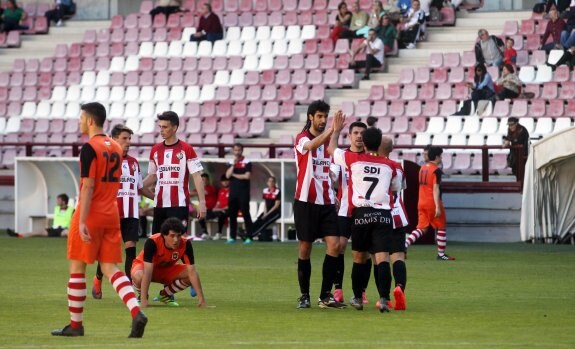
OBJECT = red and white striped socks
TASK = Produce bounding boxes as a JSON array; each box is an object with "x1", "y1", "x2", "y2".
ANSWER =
[
  {"x1": 437, "y1": 230, "x2": 447, "y2": 256},
  {"x1": 405, "y1": 229, "x2": 425, "y2": 248},
  {"x1": 110, "y1": 271, "x2": 140, "y2": 319},
  {"x1": 68, "y1": 273, "x2": 86, "y2": 329},
  {"x1": 160, "y1": 279, "x2": 189, "y2": 297}
]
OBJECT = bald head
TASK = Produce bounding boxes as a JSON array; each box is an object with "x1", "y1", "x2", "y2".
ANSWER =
[{"x1": 379, "y1": 136, "x2": 393, "y2": 156}]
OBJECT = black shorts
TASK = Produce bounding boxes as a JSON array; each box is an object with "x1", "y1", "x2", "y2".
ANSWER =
[
  {"x1": 46, "y1": 227, "x2": 64, "y2": 237},
  {"x1": 351, "y1": 207, "x2": 399, "y2": 254},
  {"x1": 337, "y1": 216, "x2": 352, "y2": 239},
  {"x1": 293, "y1": 200, "x2": 338, "y2": 242},
  {"x1": 152, "y1": 206, "x2": 189, "y2": 235},
  {"x1": 121, "y1": 218, "x2": 140, "y2": 242}
]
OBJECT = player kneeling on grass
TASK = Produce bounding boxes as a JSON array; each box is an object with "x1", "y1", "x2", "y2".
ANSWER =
[{"x1": 131, "y1": 217, "x2": 206, "y2": 308}]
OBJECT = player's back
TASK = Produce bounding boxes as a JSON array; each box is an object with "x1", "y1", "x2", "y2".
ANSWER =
[
  {"x1": 346, "y1": 152, "x2": 397, "y2": 210},
  {"x1": 83, "y1": 135, "x2": 123, "y2": 227},
  {"x1": 418, "y1": 162, "x2": 439, "y2": 207}
]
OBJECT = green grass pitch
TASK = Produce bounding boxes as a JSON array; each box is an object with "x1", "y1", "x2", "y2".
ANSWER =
[{"x1": 0, "y1": 236, "x2": 574, "y2": 348}]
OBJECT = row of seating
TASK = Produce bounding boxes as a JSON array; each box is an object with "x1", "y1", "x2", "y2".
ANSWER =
[{"x1": 0, "y1": 31, "x2": 21, "y2": 48}]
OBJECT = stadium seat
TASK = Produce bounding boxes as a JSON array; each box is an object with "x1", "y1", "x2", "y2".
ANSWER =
[
  {"x1": 429, "y1": 53, "x2": 443, "y2": 68},
  {"x1": 554, "y1": 117, "x2": 572, "y2": 132},
  {"x1": 529, "y1": 99, "x2": 546, "y2": 118},
  {"x1": 533, "y1": 64, "x2": 552, "y2": 83},
  {"x1": 518, "y1": 66, "x2": 535, "y2": 83},
  {"x1": 444, "y1": 116, "x2": 463, "y2": 133},
  {"x1": 553, "y1": 65, "x2": 570, "y2": 82},
  {"x1": 480, "y1": 118, "x2": 499, "y2": 134},
  {"x1": 492, "y1": 100, "x2": 510, "y2": 117},
  {"x1": 402, "y1": 84, "x2": 418, "y2": 100},
  {"x1": 503, "y1": 20, "x2": 518, "y2": 35}
]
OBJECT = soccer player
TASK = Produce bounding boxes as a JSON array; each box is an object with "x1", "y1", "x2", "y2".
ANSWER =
[
  {"x1": 377, "y1": 136, "x2": 408, "y2": 311},
  {"x1": 329, "y1": 119, "x2": 403, "y2": 313},
  {"x1": 329, "y1": 121, "x2": 368, "y2": 304},
  {"x1": 51, "y1": 102, "x2": 147, "y2": 338},
  {"x1": 92, "y1": 124, "x2": 154, "y2": 299},
  {"x1": 294, "y1": 100, "x2": 345, "y2": 309},
  {"x1": 143, "y1": 111, "x2": 207, "y2": 235},
  {"x1": 405, "y1": 146, "x2": 456, "y2": 261},
  {"x1": 7, "y1": 193, "x2": 73, "y2": 238},
  {"x1": 225, "y1": 143, "x2": 253, "y2": 244},
  {"x1": 131, "y1": 217, "x2": 206, "y2": 308},
  {"x1": 191, "y1": 173, "x2": 218, "y2": 240},
  {"x1": 249, "y1": 175, "x2": 281, "y2": 240}
]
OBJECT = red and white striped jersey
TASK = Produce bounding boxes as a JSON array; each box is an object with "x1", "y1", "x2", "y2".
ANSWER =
[
  {"x1": 333, "y1": 149, "x2": 400, "y2": 210},
  {"x1": 117, "y1": 155, "x2": 144, "y2": 219},
  {"x1": 390, "y1": 161, "x2": 409, "y2": 229},
  {"x1": 294, "y1": 130, "x2": 335, "y2": 205},
  {"x1": 148, "y1": 140, "x2": 203, "y2": 208},
  {"x1": 330, "y1": 148, "x2": 363, "y2": 217}
]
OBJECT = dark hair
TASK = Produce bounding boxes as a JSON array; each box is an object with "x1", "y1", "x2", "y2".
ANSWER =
[
  {"x1": 81, "y1": 102, "x2": 107, "y2": 127},
  {"x1": 268, "y1": 175, "x2": 276, "y2": 182},
  {"x1": 233, "y1": 143, "x2": 244, "y2": 150},
  {"x1": 368, "y1": 28, "x2": 376, "y2": 34},
  {"x1": 160, "y1": 217, "x2": 186, "y2": 235},
  {"x1": 57, "y1": 193, "x2": 69, "y2": 205},
  {"x1": 474, "y1": 63, "x2": 487, "y2": 85},
  {"x1": 366, "y1": 116, "x2": 378, "y2": 127},
  {"x1": 204, "y1": 3, "x2": 212, "y2": 12},
  {"x1": 157, "y1": 111, "x2": 180, "y2": 127},
  {"x1": 338, "y1": 2, "x2": 347, "y2": 10},
  {"x1": 502, "y1": 63, "x2": 515, "y2": 74},
  {"x1": 348, "y1": 121, "x2": 367, "y2": 134},
  {"x1": 428, "y1": 146, "x2": 443, "y2": 161},
  {"x1": 7, "y1": 0, "x2": 18, "y2": 8},
  {"x1": 423, "y1": 144, "x2": 432, "y2": 151},
  {"x1": 220, "y1": 174, "x2": 229, "y2": 181},
  {"x1": 303, "y1": 100, "x2": 331, "y2": 132},
  {"x1": 201, "y1": 173, "x2": 209, "y2": 179},
  {"x1": 506, "y1": 37, "x2": 514, "y2": 44},
  {"x1": 111, "y1": 124, "x2": 133, "y2": 138},
  {"x1": 361, "y1": 127, "x2": 383, "y2": 151}
]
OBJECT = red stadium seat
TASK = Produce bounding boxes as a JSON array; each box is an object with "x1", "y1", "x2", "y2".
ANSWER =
[
  {"x1": 414, "y1": 67, "x2": 430, "y2": 83},
  {"x1": 529, "y1": 99, "x2": 546, "y2": 118},
  {"x1": 431, "y1": 67, "x2": 448, "y2": 83},
  {"x1": 386, "y1": 84, "x2": 401, "y2": 100},
  {"x1": 559, "y1": 81, "x2": 575, "y2": 99},
  {"x1": 519, "y1": 19, "x2": 535, "y2": 35}
]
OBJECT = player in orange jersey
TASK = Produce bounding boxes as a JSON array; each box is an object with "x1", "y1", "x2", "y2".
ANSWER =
[
  {"x1": 405, "y1": 146, "x2": 455, "y2": 261},
  {"x1": 51, "y1": 102, "x2": 147, "y2": 338},
  {"x1": 131, "y1": 217, "x2": 206, "y2": 308}
]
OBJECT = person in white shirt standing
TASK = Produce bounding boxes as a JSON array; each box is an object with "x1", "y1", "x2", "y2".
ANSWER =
[{"x1": 349, "y1": 28, "x2": 385, "y2": 80}]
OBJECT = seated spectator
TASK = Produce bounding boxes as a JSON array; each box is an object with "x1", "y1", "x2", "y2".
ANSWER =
[
  {"x1": 399, "y1": 0, "x2": 425, "y2": 49},
  {"x1": 375, "y1": 14, "x2": 398, "y2": 54},
  {"x1": 7, "y1": 194, "x2": 73, "y2": 238},
  {"x1": 382, "y1": 0, "x2": 401, "y2": 19},
  {"x1": 560, "y1": 2, "x2": 575, "y2": 48},
  {"x1": 45, "y1": 0, "x2": 75, "y2": 27},
  {"x1": 541, "y1": 9, "x2": 565, "y2": 53},
  {"x1": 349, "y1": 28, "x2": 385, "y2": 80},
  {"x1": 475, "y1": 29, "x2": 504, "y2": 67},
  {"x1": 190, "y1": 3, "x2": 223, "y2": 43},
  {"x1": 503, "y1": 117, "x2": 530, "y2": 177},
  {"x1": 503, "y1": 38, "x2": 517, "y2": 65},
  {"x1": 330, "y1": 2, "x2": 352, "y2": 42},
  {"x1": 150, "y1": 0, "x2": 182, "y2": 20},
  {"x1": 355, "y1": 1, "x2": 385, "y2": 37},
  {"x1": 344, "y1": 1, "x2": 369, "y2": 38},
  {"x1": 1, "y1": 0, "x2": 28, "y2": 32},
  {"x1": 547, "y1": 45, "x2": 575, "y2": 70},
  {"x1": 244, "y1": 176, "x2": 281, "y2": 242},
  {"x1": 495, "y1": 64, "x2": 522, "y2": 100},
  {"x1": 453, "y1": 63, "x2": 495, "y2": 115}
]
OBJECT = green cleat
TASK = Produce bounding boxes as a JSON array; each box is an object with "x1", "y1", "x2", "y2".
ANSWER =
[{"x1": 156, "y1": 293, "x2": 179, "y2": 307}]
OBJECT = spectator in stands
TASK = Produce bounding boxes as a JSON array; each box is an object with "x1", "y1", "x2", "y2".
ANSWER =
[
  {"x1": 7, "y1": 193, "x2": 73, "y2": 238},
  {"x1": 45, "y1": 0, "x2": 75, "y2": 27},
  {"x1": 453, "y1": 63, "x2": 495, "y2": 115},
  {"x1": 191, "y1": 173, "x2": 218, "y2": 240},
  {"x1": 399, "y1": 0, "x2": 425, "y2": 49},
  {"x1": 247, "y1": 176, "x2": 281, "y2": 242},
  {"x1": 356, "y1": 1, "x2": 385, "y2": 37},
  {"x1": 560, "y1": 2, "x2": 575, "y2": 48},
  {"x1": 375, "y1": 14, "x2": 398, "y2": 54},
  {"x1": 503, "y1": 38, "x2": 517, "y2": 65},
  {"x1": 547, "y1": 45, "x2": 575, "y2": 70},
  {"x1": 330, "y1": 2, "x2": 353, "y2": 42},
  {"x1": 541, "y1": 9, "x2": 566, "y2": 53},
  {"x1": 1, "y1": 0, "x2": 28, "y2": 32},
  {"x1": 190, "y1": 3, "x2": 223, "y2": 43},
  {"x1": 149, "y1": 0, "x2": 182, "y2": 20},
  {"x1": 475, "y1": 29, "x2": 504, "y2": 67},
  {"x1": 503, "y1": 117, "x2": 530, "y2": 176},
  {"x1": 366, "y1": 116, "x2": 378, "y2": 128},
  {"x1": 495, "y1": 64, "x2": 522, "y2": 100},
  {"x1": 349, "y1": 2, "x2": 369, "y2": 35},
  {"x1": 349, "y1": 28, "x2": 385, "y2": 80},
  {"x1": 545, "y1": 0, "x2": 571, "y2": 14}
]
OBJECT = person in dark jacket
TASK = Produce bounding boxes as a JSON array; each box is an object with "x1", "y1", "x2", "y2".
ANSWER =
[
  {"x1": 474, "y1": 29, "x2": 504, "y2": 67},
  {"x1": 503, "y1": 117, "x2": 530, "y2": 177},
  {"x1": 190, "y1": 3, "x2": 223, "y2": 43}
]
